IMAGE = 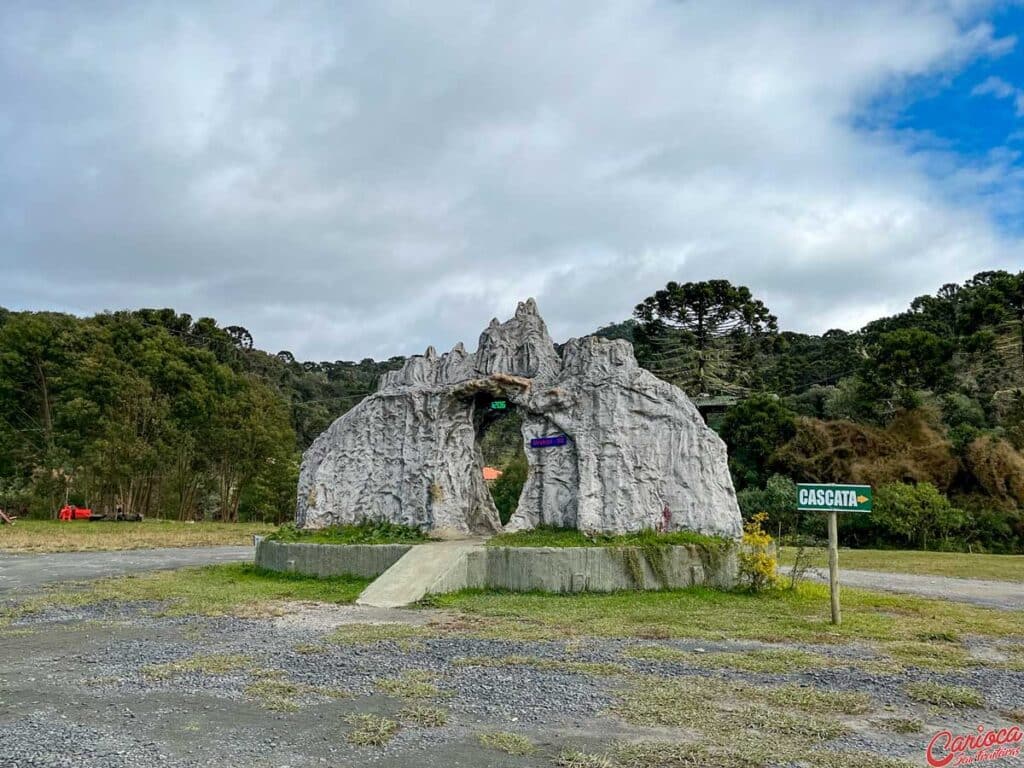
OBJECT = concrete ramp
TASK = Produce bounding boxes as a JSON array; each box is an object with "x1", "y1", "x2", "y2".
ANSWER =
[{"x1": 356, "y1": 539, "x2": 484, "y2": 608}]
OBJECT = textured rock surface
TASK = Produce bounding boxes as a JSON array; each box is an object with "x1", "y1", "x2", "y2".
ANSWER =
[{"x1": 297, "y1": 299, "x2": 742, "y2": 538}]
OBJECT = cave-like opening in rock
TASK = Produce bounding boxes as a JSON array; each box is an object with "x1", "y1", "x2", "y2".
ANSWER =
[{"x1": 471, "y1": 391, "x2": 527, "y2": 525}]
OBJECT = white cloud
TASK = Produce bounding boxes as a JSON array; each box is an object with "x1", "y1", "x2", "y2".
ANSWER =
[
  {"x1": 1, "y1": 0, "x2": 1022, "y2": 359},
  {"x1": 972, "y1": 74, "x2": 1024, "y2": 114}
]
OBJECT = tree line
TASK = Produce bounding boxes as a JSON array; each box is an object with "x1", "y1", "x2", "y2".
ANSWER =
[
  {"x1": 0, "y1": 308, "x2": 400, "y2": 522},
  {"x1": 606, "y1": 270, "x2": 1024, "y2": 552},
  {"x1": 3, "y1": 268, "x2": 1023, "y2": 550}
]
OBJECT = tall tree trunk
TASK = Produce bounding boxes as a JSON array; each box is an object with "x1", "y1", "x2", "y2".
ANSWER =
[{"x1": 34, "y1": 357, "x2": 54, "y2": 452}]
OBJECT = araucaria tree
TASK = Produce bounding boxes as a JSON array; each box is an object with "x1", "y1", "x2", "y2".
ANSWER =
[{"x1": 633, "y1": 279, "x2": 777, "y2": 396}]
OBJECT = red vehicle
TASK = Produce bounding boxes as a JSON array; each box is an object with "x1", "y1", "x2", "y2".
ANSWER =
[{"x1": 58, "y1": 505, "x2": 101, "y2": 521}]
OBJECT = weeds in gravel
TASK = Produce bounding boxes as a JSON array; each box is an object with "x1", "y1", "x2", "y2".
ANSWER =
[
  {"x1": 345, "y1": 714, "x2": 399, "y2": 747},
  {"x1": 293, "y1": 643, "x2": 326, "y2": 655},
  {"x1": 243, "y1": 670, "x2": 348, "y2": 711},
  {"x1": 244, "y1": 677, "x2": 303, "y2": 711},
  {"x1": 328, "y1": 623, "x2": 429, "y2": 647},
  {"x1": 376, "y1": 669, "x2": 440, "y2": 699},
  {"x1": 558, "y1": 740, "x2": 918, "y2": 768},
  {"x1": 614, "y1": 740, "x2": 763, "y2": 768},
  {"x1": 613, "y1": 675, "x2": 854, "y2": 741},
  {"x1": 621, "y1": 645, "x2": 690, "y2": 662},
  {"x1": 873, "y1": 717, "x2": 923, "y2": 734},
  {"x1": 556, "y1": 749, "x2": 615, "y2": 768},
  {"x1": 82, "y1": 675, "x2": 121, "y2": 687},
  {"x1": 624, "y1": 646, "x2": 834, "y2": 673},
  {"x1": 399, "y1": 704, "x2": 448, "y2": 727},
  {"x1": 452, "y1": 655, "x2": 628, "y2": 677},
  {"x1": 609, "y1": 674, "x2": 883, "y2": 765},
  {"x1": 905, "y1": 681, "x2": 984, "y2": 708},
  {"x1": 802, "y1": 751, "x2": 919, "y2": 768},
  {"x1": 477, "y1": 731, "x2": 534, "y2": 755},
  {"x1": 142, "y1": 653, "x2": 252, "y2": 680},
  {"x1": 1005, "y1": 708, "x2": 1024, "y2": 725}
]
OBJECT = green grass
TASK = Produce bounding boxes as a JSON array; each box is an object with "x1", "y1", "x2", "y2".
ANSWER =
[
  {"x1": 904, "y1": 681, "x2": 985, "y2": 708},
  {"x1": 3, "y1": 563, "x2": 369, "y2": 619},
  {"x1": 487, "y1": 525, "x2": 731, "y2": 549},
  {"x1": 0, "y1": 519, "x2": 274, "y2": 553},
  {"x1": 881, "y1": 640, "x2": 977, "y2": 670},
  {"x1": 780, "y1": 546, "x2": 1024, "y2": 582},
  {"x1": 477, "y1": 732, "x2": 535, "y2": 755},
  {"x1": 268, "y1": 521, "x2": 428, "y2": 545},
  {"x1": 432, "y1": 582, "x2": 1024, "y2": 644}
]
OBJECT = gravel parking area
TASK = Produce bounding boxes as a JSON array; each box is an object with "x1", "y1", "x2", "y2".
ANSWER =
[{"x1": 2, "y1": 600, "x2": 1022, "y2": 768}]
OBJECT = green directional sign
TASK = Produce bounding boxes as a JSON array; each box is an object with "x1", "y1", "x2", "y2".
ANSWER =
[
  {"x1": 489, "y1": 399, "x2": 508, "y2": 410},
  {"x1": 797, "y1": 483, "x2": 872, "y2": 513}
]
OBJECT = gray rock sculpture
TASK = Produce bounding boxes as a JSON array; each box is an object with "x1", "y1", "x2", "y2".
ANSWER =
[{"x1": 297, "y1": 299, "x2": 742, "y2": 539}]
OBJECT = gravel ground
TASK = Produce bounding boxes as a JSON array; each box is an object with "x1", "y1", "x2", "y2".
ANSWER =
[{"x1": 1, "y1": 601, "x2": 1022, "y2": 767}]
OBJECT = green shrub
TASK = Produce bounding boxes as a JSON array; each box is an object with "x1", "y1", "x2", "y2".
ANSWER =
[
  {"x1": 490, "y1": 454, "x2": 528, "y2": 525},
  {"x1": 873, "y1": 482, "x2": 967, "y2": 550},
  {"x1": 720, "y1": 396, "x2": 796, "y2": 489},
  {"x1": 737, "y1": 474, "x2": 798, "y2": 534}
]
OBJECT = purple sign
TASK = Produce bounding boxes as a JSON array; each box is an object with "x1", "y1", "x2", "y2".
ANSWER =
[{"x1": 530, "y1": 434, "x2": 568, "y2": 448}]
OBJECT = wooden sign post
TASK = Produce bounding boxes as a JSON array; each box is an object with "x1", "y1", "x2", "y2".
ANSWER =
[{"x1": 796, "y1": 483, "x2": 873, "y2": 626}]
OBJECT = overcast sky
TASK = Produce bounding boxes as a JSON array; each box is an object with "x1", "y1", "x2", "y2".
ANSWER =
[{"x1": 2, "y1": 1, "x2": 1023, "y2": 361}]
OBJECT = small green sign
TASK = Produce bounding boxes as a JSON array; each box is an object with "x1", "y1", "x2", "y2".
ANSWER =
[
  {"x1": 797, "y1": 483, "x2": 872, "y2": 513},
  {"x1": 490, "y1": 399, "x2": 508, "y2": 410}
]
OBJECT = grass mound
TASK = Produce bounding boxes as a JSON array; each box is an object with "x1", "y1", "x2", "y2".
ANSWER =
[
  {"x1": 486, "y1": 525, "x2": 731, "y2": 549},
  {"x1": 268, "y1": 521, "x2": 428, "y2": 545}
]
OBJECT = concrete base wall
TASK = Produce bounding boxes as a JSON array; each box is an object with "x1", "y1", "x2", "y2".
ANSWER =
[
  {"x1": 256, "y1": 540, "x2": 411, "y2": 579},
  {"x1": 257, "y1": 540, "x2": 738, "y2": 594},
  {"x1": 470, "y1": 544, "x2": 738, "y2": 592}
]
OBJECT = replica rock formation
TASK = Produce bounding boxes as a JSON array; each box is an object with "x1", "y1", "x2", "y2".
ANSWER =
[{"x1": 297, "y1": 299, "x2": 743, "y2": 539}]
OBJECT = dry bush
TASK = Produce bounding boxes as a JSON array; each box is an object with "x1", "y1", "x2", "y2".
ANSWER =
[
  {"x1": 772, "y1": 411, "x2": 957, "y2": 491},
  {"x1": 963, "y1": 436, "x2": 1024, "y2": 505}
]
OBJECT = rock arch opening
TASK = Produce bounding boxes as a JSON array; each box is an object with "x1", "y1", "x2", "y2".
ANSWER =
[{"x1": 470, "y1": 391, "x2": 527, "y2": 525}]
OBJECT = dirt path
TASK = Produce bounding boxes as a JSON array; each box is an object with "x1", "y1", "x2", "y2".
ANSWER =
[
  {"x1": 789, "y1": 566, "x2": 1024, "y2": 610},
  {"x1": 0, "y1": 546, "x2": 253, "y2": 595}
]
